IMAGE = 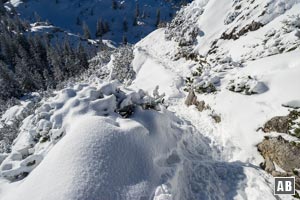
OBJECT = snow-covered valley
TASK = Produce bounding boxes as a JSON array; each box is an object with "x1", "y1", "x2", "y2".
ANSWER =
[{"x1": 1, "y1": 0, "x2": 300, "y2": 199}]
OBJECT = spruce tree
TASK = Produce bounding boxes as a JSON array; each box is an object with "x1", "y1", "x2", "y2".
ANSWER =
[
  {"x1": 104, "y1": 22, "x2": 110, "y2": 33},
  {"x1": 82, "y1": 21, "x2": 91, "y2": 39},
  {"x1": 0, "y1": 0, "x2": 6, "y2": 16},
  {"x1": 96, "y1": 18, "x2": 104, "y2": 38},
  {"x1": 76, "y1": 16, "x2": 81, "y2": 26},
  {"x1": 112, "y1": 0, "x2": 117, "y2": 10},
  {"x1": 155, "y1": 9, "x2": 161, "y2": 27},
  {"x1": 122, "y1": 35, "x2": 128, "y2": 45},
  {"x1": 123, "y1": 19, "x2": 128, "y2": 32}
]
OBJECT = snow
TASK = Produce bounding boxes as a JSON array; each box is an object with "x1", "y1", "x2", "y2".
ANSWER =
[
  {"x1": 1, "y1": 0, "x2": 300, "y2": 199},
  {"x1": 283, "y1": 100, "x2": 300, "y2": 109},
  {"x1": 204, "y1": 51, "x2": 300, "y2": 162},
  {"x1": 0, "y1": 80, "x2": 254, "y2": 200}
]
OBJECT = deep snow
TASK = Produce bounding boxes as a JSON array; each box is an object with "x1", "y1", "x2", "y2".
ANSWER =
[{"x1": 1, "y1": 0, "x2": 300, "y2": 199}]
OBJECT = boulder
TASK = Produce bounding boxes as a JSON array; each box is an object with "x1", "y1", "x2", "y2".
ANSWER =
[
  {"x1": 185, "y1": 90, "x2": 208, "y2": 112},
  {"x1": 262, "y1": 116, "x2": 290, "y2": 133},
  {"x1": 258, "y1": 136, "x2": 300, "y2": 172}
]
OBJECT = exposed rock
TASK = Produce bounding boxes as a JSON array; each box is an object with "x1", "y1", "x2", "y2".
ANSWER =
[
  {"x1": 264, "y1": 156, "x2": 275, "y2": 173},
  {"x1": 262, "y1": 116, "x2": 290, "y2": 133},
  {"x1": 296, "y1": 30, "x2": 300, "y2": 38},
  {"x1": 211, "y1": 113, "x2": 221, "y2": 123},
  {"x1": 258, "y1": 136, "x2": 300, "y2": 189},
  {"x1": 196, "y1": 100, "x2": 206, "y2": 112},
  {"x1": 261, "y1": 111, "x2": 300, "y2": 135},
  {"x1": 221, "y1": 21, "x2": 264, "y2": 40},
  {"x1": 185, "y1": 90, "x2": 208, "y2": 112},
  {"x1": 185, "y1": 90, "x2": 198, "y2": 106},
  {"x1": 258, "y1": 136, "x2": 300, "y2": 190},
  {"x1": 258, "y1": 136, "x2": 300, "y2": 172}
]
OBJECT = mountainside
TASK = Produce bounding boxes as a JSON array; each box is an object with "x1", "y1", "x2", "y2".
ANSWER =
[
  {"x1": 1, "y1": 0, "x2": 300, "y2": 199},
  {"x1": 5, "y1": 0, "x2": 189, "y2": 43}
]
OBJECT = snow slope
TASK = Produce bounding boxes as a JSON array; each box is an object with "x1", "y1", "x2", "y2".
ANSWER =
[{"x1": 130, "y1": 28, "x2": 278, "y2": 199}]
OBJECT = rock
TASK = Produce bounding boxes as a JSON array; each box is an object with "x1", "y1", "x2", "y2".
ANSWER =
[
  {"x1": 221, "y1": 21, "x2": 264, "y2": 40},
  {"x1": 211, "y1": 114, "x2": 221, "y2": 123},
  {"x1": 262, "y1": 116, "x2": 290, "y2": 133},
  {"x1": 185, "y1": 90, "x2": 198, "y2": 106},
  {"x1": 258, "y1": 136, "x2": 300, "y2": 172},
  {"x1": 195, "y1": 101, "x2": 206, "y2": 112},
  {"x1": 264, "y1": 156, "x2": 275, "y2": 173},
  {"x1": 261, "y1": 111, "x2": 300, "y2": 134},
  {"x1": 185, "y1": 90, "x2": 208, "y2": 112},
  {"x1": 296, "y1": 30, "x2": 300, "y2": 38}
]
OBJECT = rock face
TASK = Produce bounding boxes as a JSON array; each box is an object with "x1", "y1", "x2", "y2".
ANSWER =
[
  {"x1": 258, "y1": 136, "x2": 300, "y2": 172},
  {"x1": 258, "y1": 136, "x2": 300, "y2": 189},
  {"x1": 221, "y1": 21, "x2": 264, "y2": 40},
  {"x1": 261, "y1": 110, "x2": 300, "y2": 134}
]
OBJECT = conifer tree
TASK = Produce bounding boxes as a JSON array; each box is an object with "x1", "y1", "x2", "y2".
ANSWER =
[
  {"x1": 96, "y1": 18, "x2": 104, "y2": 38},
  {"x1": 123, "y1": 19, "x2": 128, "y2": 32},
  {"x1": 112, "y1": 0, "x2": 117, "y2": 10},
  {"x1": 155, "y1": 9, "x2": 161, "y2": 27},
  {"x1": 82, "y1": 21, "x2": 91, "y2": 39}
]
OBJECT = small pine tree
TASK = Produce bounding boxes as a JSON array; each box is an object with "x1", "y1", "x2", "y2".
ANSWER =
[
  {"x1": 155, "y1": 9, "x2": 161, "y2": 27},
  {"x1": 135, "y1": 3, "x2": 140, "y2": 18},
  {"x1": 104, "y1": 22, "x2": 110, "y2": 33},
  {"x1": 0, "y1": 0, "x2": 6, "y2": 16},
  {"x1": 133, "y1": 16, "x2": 137, "y2": 26},
  {"x1": 34, "y1": 12, "x2": 42, "y2": 22},
  {"x1": 122, "y1": 35, "x2": 128, "y2": 45},
  {"x1": 112, "y1": 0, "x2": 117, "y2": 10},
  {"x1": 96, "y1": 18, "x2": 104, "y2": 38},
  {"x1": 76, "y1": 16, "x2": 81, "y2": 26},
  {"x1": 133, "y1": 3, "x2": 140, "y2": 26},
  {"x1": 123, "y1": 19, "x2": 128, "y2": 32},
  {"x1": 90, "y1": 8, "x2": 94, "y2": 16},
  {"x1": 82, "y1": 21, "x2": 91, "y2": 39}
]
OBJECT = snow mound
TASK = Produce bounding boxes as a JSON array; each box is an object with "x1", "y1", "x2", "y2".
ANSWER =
[
  {"x1": 0, "y1": 79, "x2": 268, "y2": 200},
  {"x1": 0, "y1": 80, "x2": 164, "y2": 181},
  {"x1": 282, "y1": 100, "x2": 300, "y2": 109},
  {"x1": 227, "y1": 76, "x2": 268, "y2": 95}
]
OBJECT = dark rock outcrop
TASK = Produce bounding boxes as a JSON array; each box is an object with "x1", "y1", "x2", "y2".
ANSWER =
[
  {"x1": 258, "y1": 136, "x2": 300, "y2": 172},
  {"x1": 258, "y1": 136, "x2": 300, "y2": 189},
  {"x1": 185, "y1": 90, "x2": 207, "y2": 112},
  {"x1": 261, "y1": 110, "x2": 300, "y2": 134},
  {"x1": 262, "y1": 116, "x2": 290, "y2": 133},
  {"x1": 221, "y1": 21, "x2": 264, "y2": 40}
]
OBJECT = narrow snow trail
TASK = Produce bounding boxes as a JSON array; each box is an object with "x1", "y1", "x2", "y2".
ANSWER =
[{"x1": 131, "y1": 30, "x2": 277, "y2": 200}]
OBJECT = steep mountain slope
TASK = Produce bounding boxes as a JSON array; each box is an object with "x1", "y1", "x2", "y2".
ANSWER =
[
  {"x1": 6, "y1": 0, "x2": 189, "y2": 43},
  {"x1": 130, "y1": 0, "x2": 300, "y2": 198}
]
